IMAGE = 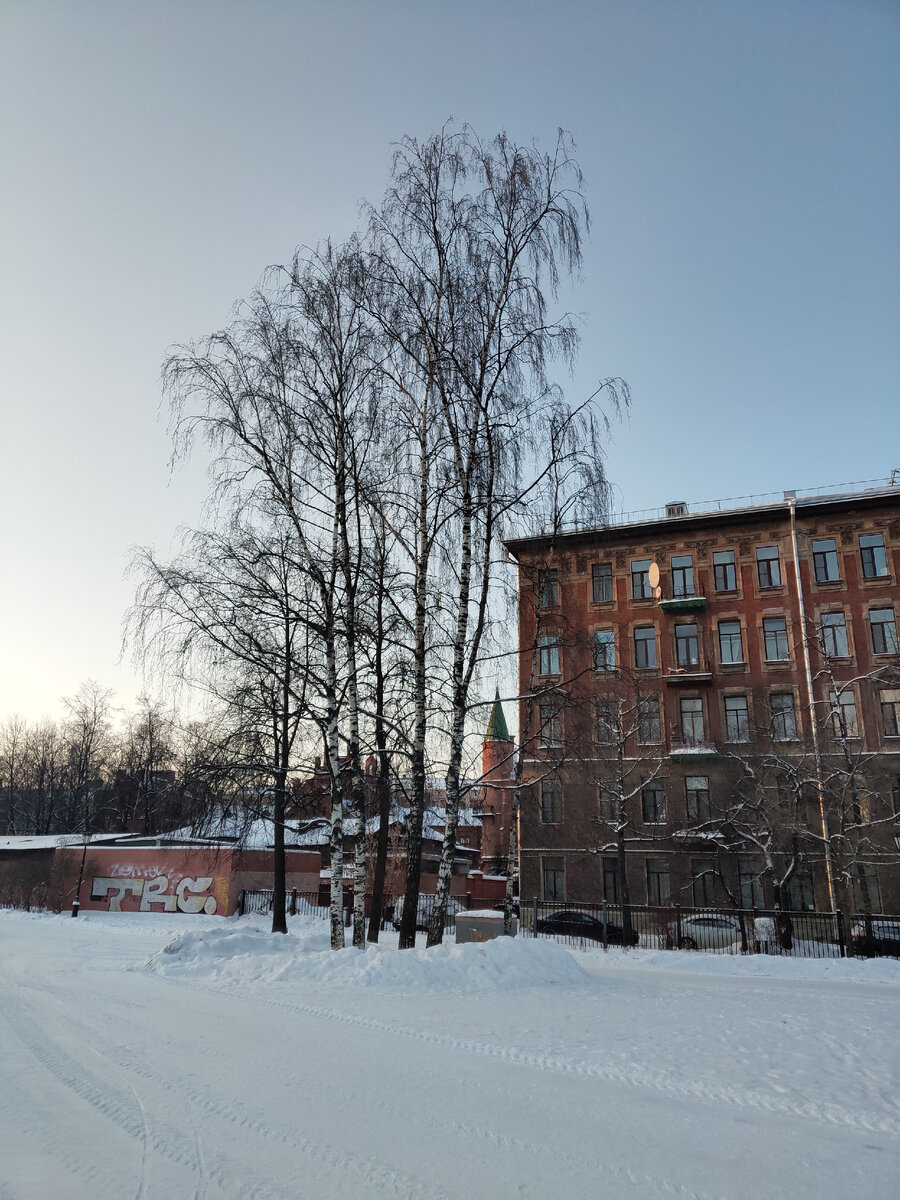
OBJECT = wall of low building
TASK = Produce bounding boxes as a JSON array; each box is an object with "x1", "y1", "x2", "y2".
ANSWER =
[
  {"x1": 49, "y1": 845, "x2": 234, "y2": 915},
  {"x1": 230, "y1": 848, "x2": 322, "y2": 913},
  {"x1": 0, "y1": 848, "x2": 56, "y2": 909}
]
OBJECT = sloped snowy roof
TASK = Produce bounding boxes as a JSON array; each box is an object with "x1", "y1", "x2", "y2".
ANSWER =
[{"x1": 0, "y1": 833, "x2": 129, "y2": 852}]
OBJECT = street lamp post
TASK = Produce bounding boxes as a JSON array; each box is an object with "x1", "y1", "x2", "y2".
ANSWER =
[{"x1": 71, "y1": 835, "x2": 89, "y2": 917}]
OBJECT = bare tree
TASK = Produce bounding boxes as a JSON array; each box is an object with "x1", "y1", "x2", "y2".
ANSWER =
[{"x1": 129, "y1": 522, "x2": 309, "y2": 933}]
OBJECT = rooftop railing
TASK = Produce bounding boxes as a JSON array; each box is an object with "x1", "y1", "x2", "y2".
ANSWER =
[{"x1": 521, "y1": 475, "x2": 899, "y2": 538}]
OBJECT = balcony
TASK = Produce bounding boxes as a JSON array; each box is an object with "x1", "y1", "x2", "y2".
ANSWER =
[
  {"x1": 664, "y1": 665, "x2": 713, "y2": 686},
  {"x1": 658, "y1": 587, "x2": 707, "y2": 614},
  {"x1": 669, "y1": 739, "x2": 718, "y2": 762}
]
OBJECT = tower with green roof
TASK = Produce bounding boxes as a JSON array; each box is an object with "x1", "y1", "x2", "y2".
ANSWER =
[{"x1": 480, "y1": 689, "x2": 514, "y2": 874}]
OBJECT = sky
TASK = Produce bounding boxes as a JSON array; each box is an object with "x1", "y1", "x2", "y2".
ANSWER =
[{"x1": 1, "y1": 0, "x2": 898, "y2": 722}]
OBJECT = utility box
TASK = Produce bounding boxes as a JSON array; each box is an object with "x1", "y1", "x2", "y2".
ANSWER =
[{"x1": 455, "y1": 910, "x2": 518, "y2": 943}]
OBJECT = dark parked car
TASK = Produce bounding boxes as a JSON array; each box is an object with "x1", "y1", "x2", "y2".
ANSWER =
[
  {"x1": 535, "y1": 909, "x2": 639, "y2": 945},
  {"x1": 851, "y1": 919, "x2": 900, "y2": 958}
]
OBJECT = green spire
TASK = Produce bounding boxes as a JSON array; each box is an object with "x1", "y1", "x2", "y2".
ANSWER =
[{"x1": 485, "y1": 689, "x2": 510, "y2": 741}]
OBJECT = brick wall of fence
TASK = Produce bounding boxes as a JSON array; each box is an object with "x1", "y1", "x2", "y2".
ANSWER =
[{"x1": 239, "y1": 888, "x2": 900, "y2": 958}]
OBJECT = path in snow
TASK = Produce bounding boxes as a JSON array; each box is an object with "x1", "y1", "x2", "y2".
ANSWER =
[{"x1": 1, "y1": 910, "x2": 897, "y2": 1200}]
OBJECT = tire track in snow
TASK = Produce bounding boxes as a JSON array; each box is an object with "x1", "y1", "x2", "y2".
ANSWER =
[
  {"x1": 0, "y1": 986, "x2": 290, "y2": 1200},
  {"x1": 68, "y1": 1013, "x2": 716, "y2": 1200},
  {"x1": 173, "y1": 976, "x2": 900, "y2": 1141},
  {"x1": 2, "y1": 972, "x2": 453, "y2": 1200}
]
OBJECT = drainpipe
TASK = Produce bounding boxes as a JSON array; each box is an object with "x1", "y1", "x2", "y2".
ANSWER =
[{"x1": 786, "y1": 493, "x2": 836, "y2": 909}]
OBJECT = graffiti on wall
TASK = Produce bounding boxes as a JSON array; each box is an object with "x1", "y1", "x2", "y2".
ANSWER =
[{"x1": 91, "y1": 874, "x2": 228, "y2": 914}]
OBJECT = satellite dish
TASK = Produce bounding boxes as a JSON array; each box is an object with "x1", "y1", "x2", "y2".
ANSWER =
[
  {"x1": 653, "y1": 584, "x2": 662, "y2": 600},
  {"x1": 648, "y1": 562, "x2": 660, "y2": 588}
]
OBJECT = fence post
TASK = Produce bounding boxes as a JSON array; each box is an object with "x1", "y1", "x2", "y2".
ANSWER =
[
  {"x1": 738, "y1": 910, "x2": 748, "y2": 954},
  {"x1": 836, "y1": 909, "x2": 846, "y2": 958},
  {"x1": 674, "y1": 905, "x2": 682, "y2": 950},
  {"x1": 238, "y1": 889, "x2": 245, "y2": 917},
  {"x1": 290, "y1": 888, "x2": 297, "y2": 916},
  {"x1": 601, "y1": 900, "x2": 608, "y2": 950},
  {"x1": 532, "y1": 896, "x2": 539, "y2": 938}
]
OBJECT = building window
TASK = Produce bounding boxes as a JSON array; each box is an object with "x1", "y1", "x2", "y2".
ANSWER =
[
  {"x1": 713, "y1": 549, "x2": 737, "y2": 592},
  {"x1": 763, "y1": 616, "x2": 790, "y2": 661},
  {"x1": 854, "y1": 863, "x2": 881, "y2": 913},
  {"x1": 671, "y1": 554, "x2": 695, "y2": 598},
  {"x1": 642, "y1": 782, "x2": 666, "y2": 823},
  {"x1": 881, "y1": 689, "x2": 900, "y2": 738},
  {"x1": 770, "y1": 693, "x2": 797, "y2": 740},
  {"x1": 724, "y1": 694, "x2": 750, "y2": 741},
  {"x1": 685, "y1": 775, "x2": 710, "y2": 821},
  {"x1": 679, "y1": 697, "x2": 704, "y2": 743},
  {"x1": 602, "y1": 856, "x2": 619, "y2": 903},
  {"x1": 540, "y1": 780, "x2": 561, "y2": 824},
  {"x1": 821, "y1": 612, "x2": 849, "y2": 658},
  {"x1": 594, "y1": 629, "x2": 616, "y2": 671},
  {"x1": 830, "y1": 690, "x2": 859, "y2": 739},
  {"x1": 538, "y1": 569, "x2": 559, "y2": 608},
  {"x1": 738, "y1": 858, "x2": 765, "y2": 909},
  {"x1": 542, "y1": 856, "x2": 565, "y2": 901},
  {"x1": 812, "y1": 538, "x2": 840, "y2": 583},
  {"x1": 860, "y1": 533, "x2": 888, "y2": 580},
  {"x1": 870, "y1": 607, "x2": 899, "y2": 655},
  {"x1": 756, "y1": 545, "x2": 782, "y2": 589},
  {"x1": 637, "y1": 697, "x2": 661, "y2": 744},
  {"x1": 786, "y1": 866, "x2": 815, "y2": 911},
  {"x1": 598, "y1": 786, "x2": 617, "y2": 822},
  {"x1": 538, "y1": 634, "x2": 560, "y2": 676},
  {"x1": 631, "y1": 558, "x2": 653, "y2": 600},
  {"x1": 646, "y1": 858, "x2": 670, "y2": 905},
  {"x1": 595, "y1": 701, "x2": 621, "y2": 746},
  {"x1": 592, "y1": 562, "x2": 613, "y2": 603},
  {"x1": 675, "y1": 622, "x2": 699, "y2": 667},
  {"x1": 539, "y1": 704, "x2": 562, "y2": 747},
  {"x1": 718, "y1": 619, "x2": 743, "y2": 664},
  {"x1": 633, "y1": 625, "x2": 658, "y2": 669},
  {"x1": 691, "y1": 859, "x2": 720, "y2": 906}
]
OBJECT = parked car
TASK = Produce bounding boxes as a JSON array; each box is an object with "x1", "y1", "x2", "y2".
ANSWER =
[
  {"x1": 392, "y1": 895, "x2": 466, "y2": 932},
  {"x1": 666, "y1": 913, "x2": 758, "y2": 952},
  {"x1": 534, "y1": 909, "x2": 639, "y2": 945},
  {"x1": 851, "y1": 919, "x2": 900, "y2": 958}
]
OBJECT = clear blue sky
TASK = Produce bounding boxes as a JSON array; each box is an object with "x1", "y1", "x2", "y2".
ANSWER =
[{"x1": 1, "y1": 0, "x2": 897, "y2": 720}]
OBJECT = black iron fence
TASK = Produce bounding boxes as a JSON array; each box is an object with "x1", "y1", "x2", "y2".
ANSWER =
[
  {"x1": 521, "y1": 900, "x2": 900, "y2": 959},
  {"x1": 236, "y1": 889, "x2": 900, "y2": 959}
]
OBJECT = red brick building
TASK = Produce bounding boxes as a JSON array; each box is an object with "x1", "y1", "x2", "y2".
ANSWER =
[{"x1": 506, "y1": 484, "x2": 900, "y2": 914}]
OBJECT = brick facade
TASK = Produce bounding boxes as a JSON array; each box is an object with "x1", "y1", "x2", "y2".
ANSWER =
[{"x1": 506, "y1": 486, "x2": 900, "y2": 913}]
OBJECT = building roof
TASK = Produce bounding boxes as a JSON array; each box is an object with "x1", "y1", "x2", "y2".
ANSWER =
[
  {"x1": 485, "y1": 690, "x2": 510, "y2": 742},
  {"x1": 504, "y1": 481, "x2": 900, "y2": 556}
]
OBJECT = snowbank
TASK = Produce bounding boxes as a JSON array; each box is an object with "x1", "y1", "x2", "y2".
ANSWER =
[
  {"x1": 147, "y1": 916, "x2": 588, "y2": 992},
  {"x1": 575, "y1": 942, "x2": 900, "y2": 984}
]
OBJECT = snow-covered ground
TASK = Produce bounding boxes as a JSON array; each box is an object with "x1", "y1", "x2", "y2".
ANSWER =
[{"x1": 1, "y1": 910, "x2": 898, "y2": 1200}]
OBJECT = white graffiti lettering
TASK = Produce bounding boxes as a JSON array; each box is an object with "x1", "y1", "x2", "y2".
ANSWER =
[
  {"x1": 140, "y1": 875, "x2": 177, "y2": 912},
  {"x1": 91, "y1": 878, "x2": 144, "y2": 911},
  {"x1": 176, "y1": 877, "x2": 215, "y2": 914},
  {"x1": 90, "y1": 874, "x2": 220, "y2": 914}
]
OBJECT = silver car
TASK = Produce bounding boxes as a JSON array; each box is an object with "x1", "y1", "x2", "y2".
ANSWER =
[{"x1": 667, "y1": 913, "x2": 757, "y2": 952}]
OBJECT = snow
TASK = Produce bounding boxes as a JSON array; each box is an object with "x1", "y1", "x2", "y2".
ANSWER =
[{"x1": 1, "y1": 909, "x2": 898, "y2": 1199}]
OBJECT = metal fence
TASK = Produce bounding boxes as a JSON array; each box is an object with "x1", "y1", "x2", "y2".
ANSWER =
[
  {"x1": 521, "y1": 900, "x2": 900, "y2": 959},
  {"x1": 236, "y1": 890, "x2": 900, "y2": 959},
  {"x1": 237, "y1": 888, "x2": 460, "y2": 933}
]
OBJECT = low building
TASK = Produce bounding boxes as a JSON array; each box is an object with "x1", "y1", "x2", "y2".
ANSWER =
[{"x1": 0, "y1": 824, "x2": 321, "y2": 916}]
